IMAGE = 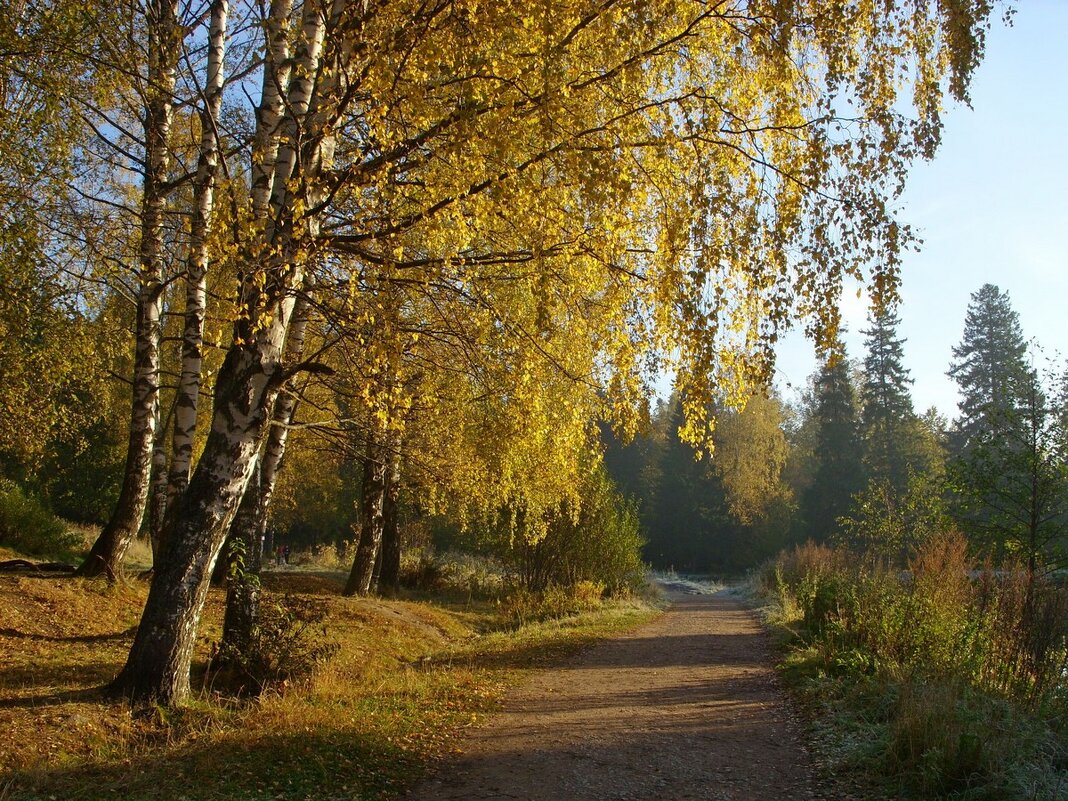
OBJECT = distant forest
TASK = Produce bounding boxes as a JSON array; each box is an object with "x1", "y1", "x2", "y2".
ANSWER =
[{"x1": 605, "y1": 283, "x2": 1068, "y2": 575}]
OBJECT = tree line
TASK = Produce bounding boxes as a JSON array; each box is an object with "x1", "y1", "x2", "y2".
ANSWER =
[
  {"x1": 604, "y1": 283, "x2": 1067, "y2": 576},
  {"x1": 0, "y1": 0, "x2": 1000, "y2": 706}
]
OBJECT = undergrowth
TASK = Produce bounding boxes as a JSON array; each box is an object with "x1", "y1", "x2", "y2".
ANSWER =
[
  {"x1": 0, "y1": 556, "x2": 657, "y2": 800},
  {"x1": 756, "y1": 534, "x2": 1068, "y2": 800},
  {"x1": 0, "y1": 479, "x2": 81, "y2": 560}
]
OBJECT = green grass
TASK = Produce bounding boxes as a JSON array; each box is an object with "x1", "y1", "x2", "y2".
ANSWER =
[{"x1": 0, "y1": 567, "x2": 658, "y2": 800}]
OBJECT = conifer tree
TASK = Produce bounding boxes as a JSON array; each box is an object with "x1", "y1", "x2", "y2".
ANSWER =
[
  {"x1": 860, "y1": 307, "x2": 916, "y2": 489},
  {"x1": 802, "y1": 351, "x2": 866, "y2": 541},
  {"x1": 647, "y1": 399, "x2": 722, "y2": 571},
  {"x1": 947, "y1": 285, "x2": 1067, "y2": 568},
  {"x1": 948, "y1": 284, "x2": 1030, "y2": 453}
]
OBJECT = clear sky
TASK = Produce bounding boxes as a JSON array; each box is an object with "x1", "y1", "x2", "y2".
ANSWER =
[{"x1": 772, "y1": 1, "x2": 1068, "y2": 418}]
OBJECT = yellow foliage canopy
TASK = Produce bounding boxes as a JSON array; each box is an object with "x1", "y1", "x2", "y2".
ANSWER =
[{"x1": 250, "y1": 0, "x2": 996, "y2": 526}]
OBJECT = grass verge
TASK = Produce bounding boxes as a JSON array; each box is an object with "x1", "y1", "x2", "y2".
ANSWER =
[
  {"x1": 0, "y1": 570, "x2": 658, "y2": 800},
  {"x1": 747, "y1": 538, "x2": 1068, "y2": 801}
]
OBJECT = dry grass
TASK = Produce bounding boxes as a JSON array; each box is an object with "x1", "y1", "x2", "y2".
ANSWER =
[
  {"x1": 0, "y1": 567, "x2": 657, "y2": 800},
  {"x1": 756, "y1": 534, "x2": 1068, "y2": 800}
]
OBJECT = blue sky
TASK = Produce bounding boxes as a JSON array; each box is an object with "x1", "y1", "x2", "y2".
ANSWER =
[{"x1": 773, "y1": 1, "x2": 1068, "y2": 417}]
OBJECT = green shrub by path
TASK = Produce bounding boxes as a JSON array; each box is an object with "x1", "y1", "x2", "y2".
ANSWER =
[
  {"x1": 759, "y1": 533, "x2": 1068, "y2": 800},
  {"x1": 0, "y1": 478, "x2": 81, "y2": 560},
  {"x1": 502, "y1": 580, "x2": 606, "y2": 627},
  {"x1": 209, "y1": 594, "x2": 341, "y2": 696},
  {"x1": 500, "y1": 467, "x2": 647, "y2": 596}
]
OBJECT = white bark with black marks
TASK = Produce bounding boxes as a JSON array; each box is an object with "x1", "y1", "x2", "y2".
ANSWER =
[
  {"x1": 169, "y1": 0, "x2": 229, "y2": 500},
  {"x1": 111, "y1": 331, "x2": 294, "y2": 705},
  {"x1": 78, "y1": 0, "x2": 180, "y2": 579},
  {"x1": 221, "y1": 294, "x2": 311, "y2": 649},
  {"x1": 249, "y1": 0, "x2": 294, "y2": 218},
  {"x1": 110, "y1": 1, "x2": 335, "y2": 706}
]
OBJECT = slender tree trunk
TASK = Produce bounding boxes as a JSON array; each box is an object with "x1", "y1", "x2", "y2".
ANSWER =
[
  {"x1": 109, "y1": 335, "x2": 295, "y2": 705},
  {"x1": 379, "y1": 446, "x2": 402, "y2": 593},
  {"x1": 221, "y1": 295, "x2": 311, "y2": 648},
  {"x1": 344, "y1": 442, "x2": 386, "y2": 596},
  {"x1": 169, "y1": 0, "x2": 229, "y2": 500},
  {"x1": 77, "y1": 0, "x2": 180, "y2": 579},
  {"x1": 371, "y1": 536, "x2": 383, "y2": 589},
  {"x1": 249, "y1": 0, "x2": 293, "y2": 218},
  {"x1": 148, "y1": 412, "x2": 169, "y2": 562},
  {"x1": 109, "y1": 0, "x2": 335, "y2": 705}
]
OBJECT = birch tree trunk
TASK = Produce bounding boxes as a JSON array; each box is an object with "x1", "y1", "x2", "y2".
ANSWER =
[
  {"x1": 168, "y1": 0, "x2": 229, "y2": 501},
  {"x1": 378, "y1": 447, "x2": 402, "y2": 593},
  {"x1": 109, "y1": 322, "x2": 297, "y2": 704},
  {"x1": 148, "y1": 411, "x2": 169, "y2": 561},
  {"x1": 77, "y1": 0, "x2": 180, "y2": 579},
  {"x1": 344, "y1": 441, "x2": 386, "y2": 597},
  {"x1": 221, "y1": 295, "x2": 311, "y2": 649},
  {"x1": 249, "y1": 0, "x2": 293, "y2": 218},
  {"x1": 109, "y1": 0, "x2": 340, "y2": 706}
]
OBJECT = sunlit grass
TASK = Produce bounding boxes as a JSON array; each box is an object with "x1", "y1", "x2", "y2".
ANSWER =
[{"x1": 0, "y1": 567, "x2": 658, "y2": 800}]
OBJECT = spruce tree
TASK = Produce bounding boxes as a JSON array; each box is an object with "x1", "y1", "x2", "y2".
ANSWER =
[
  {"x1": 647, "y1": 399, "x2": 723, "y2": 571},
  {"x1": 860, "y1": 306, "x2": 915, "y2": 489},
  {"x1": 801, "y1": 350, "x2": 866, "y2": 542},
  {"x1": 947, "y1": 285, "x2": 1066, "y2": 567},
  {"x1": 948, "y1": 284, "x2": 1030, "y2": 453}
]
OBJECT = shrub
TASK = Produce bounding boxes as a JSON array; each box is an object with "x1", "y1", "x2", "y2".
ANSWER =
[
  {"x1": 400, "y1": 548, "x2": 446, "y2": 592},
  {"x1": 762, "y1": 532, "x2": 1068, "y2": 799},
  {"x1": 973, "y1": 566, "x2": 1068, "y2": 708},
  {"x1": 397, "y1": 548, "x2": 509, "y2": 600},
  {"x1": 504, "y1": 468, "x2": 646, "y2": 595},
  {"x1": 209, "y1": 594, "x2": 339, "y2": 696},
  {"x1": 838, "y1": 470, "x2": 950, "y2": 563},
  {"x1": 0, "y1": 479, "x2": 80, "y2": 558},
  {"x1": 764, "y1": 540, "x2": 845, "y2": 596},
  {"x1": 502, "y1": 580, "x2": 605, "y2": 627}
]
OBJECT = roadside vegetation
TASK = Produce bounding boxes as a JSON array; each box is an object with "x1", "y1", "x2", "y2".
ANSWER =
[
  {"x1": 0, "y1": 541, "x2": 657, "y2": 801},
  {"x1": 605, "y1": 283, "x2": 1068, "y2": 799},
  {"x1": 754, "y1": 536, "x2": 1068, "y2": 800}
]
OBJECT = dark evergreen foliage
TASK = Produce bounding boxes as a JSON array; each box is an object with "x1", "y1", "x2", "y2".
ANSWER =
[
  {"x1": 645, "y1": 400, "x2": 726, "y2": 571},
  {"x1": 801, "y1": 352, "x2": 866, "y2": 542},
  {"x1": 948, "y1": 285, "x2": 1068, "y2": 569},
  {"x1": 860, "y1": 306, "x2": 916, "y2": 489},
  {"x1": 948, "y1": 284, "x2": 1030, "y2": 454}
]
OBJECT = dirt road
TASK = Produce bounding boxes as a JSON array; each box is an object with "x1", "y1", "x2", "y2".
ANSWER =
[{"x1": 406, "y1": 585, "x2": 817, "y2": 801}]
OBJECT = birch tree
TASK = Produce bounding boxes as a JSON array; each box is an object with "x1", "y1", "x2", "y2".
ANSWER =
[
  {"x1": 167, "y1": 0, "x2": 230, "y2": 503},
  {"x1": 77, "y1": 0, "x2": 182, "y2": 578},
  {"x1": 110, "y1": 0, "x2": 999, "y2": 706},
  {"x1": 110, "y1": 0, "x2": 351, "y2": 703}
]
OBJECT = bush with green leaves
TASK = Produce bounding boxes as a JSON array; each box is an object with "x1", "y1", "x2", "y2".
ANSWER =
[
  {"x1": 838, "y1": 469, "x2": 950, "y2": 564},
  {"x1": 209, "y1": 594, "x2": 339, "y2": 696},
  {"x1": 502, "y1": 468, "x2": 646, "y2": 595},
  {"x1": 772, "y1": 533, "x2": 1068, "y2": 700},
  {"x1": 0, "y1": 478, "x2": 80, "y2": 559},
  {"x1": 502, "y1": 580, "x2": 606, "y2": 626}
]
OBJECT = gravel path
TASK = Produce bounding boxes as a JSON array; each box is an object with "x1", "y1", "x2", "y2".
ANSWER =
[{"x1": 405, "y1": 586, "x2": 818, "y2": 801}]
